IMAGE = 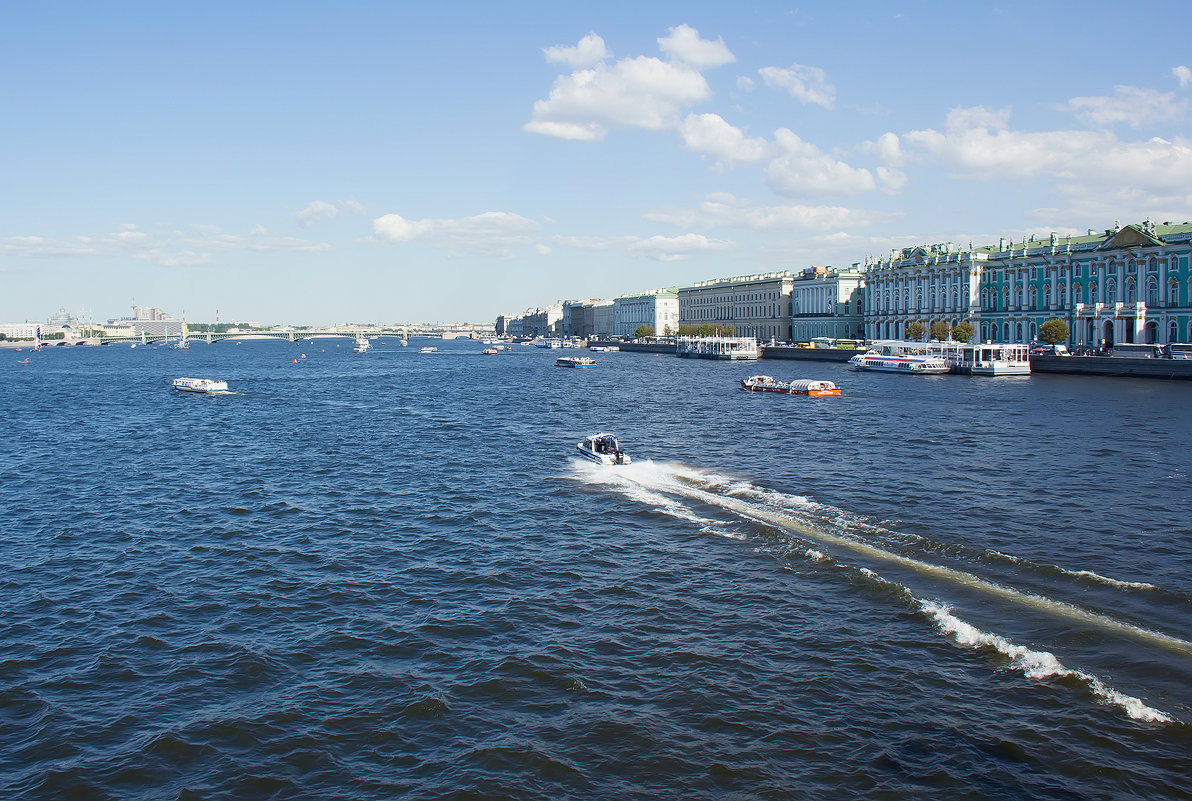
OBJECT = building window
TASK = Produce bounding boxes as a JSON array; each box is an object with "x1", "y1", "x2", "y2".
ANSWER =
[
  {"x1": 1125, "y1": 278, "x2": 1136, "y2": 304},
  {"x1": 1171, "y1": 321, "x2": 1179, "y2": 343},
  {"x1": 1146, "y1": 278, "x2": 1159, "y2": 306}
]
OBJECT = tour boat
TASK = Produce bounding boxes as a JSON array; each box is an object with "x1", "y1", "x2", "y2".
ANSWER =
[
  {"x1": 577, "y1": 433, "x2": 631, "y2": 465},
  {"x1": 556, "y1": 356, "x2": 596, "y2": 368},
  {"x1": 741, "y1": 375, "x2": 841, "y2": 396},
  {"x1": 482, "y1": 348, "x2": 498, "y2": 355},
  {"x1": 353, "y1": 335, "x2": 372, "y2": 353},
  {"x1": 589, "y1": 345, "x2": 620, "y2": 352},
  {"x1": 419, "y1": 346, "x2": 437, "y2": 353},
  {"x1": 172, "y1": 377, "x2": 228, "y2": 393},
  {"x1": 849, "y1": 341, "x2": 949, "y2": 374}
]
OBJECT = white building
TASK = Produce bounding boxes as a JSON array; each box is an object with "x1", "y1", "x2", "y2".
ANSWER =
[
  {"x1": 790, "y1": 265, "x2": 865, "y2": 342},
  {"x1": 613, "y1": 289, "x2": 679, "y2": 337},
  {"x1": 678, "y1": 271, "x2": 795, "y2": 342},
  {"x1": 0, "y1": 322, "x2": 41, "y2": 340}
]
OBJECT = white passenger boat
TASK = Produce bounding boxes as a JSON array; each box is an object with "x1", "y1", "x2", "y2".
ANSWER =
[
  {"x1": 353, "y1": 335, "x2": 372, "y2": 353},
  {"x1": 741, "y1": 375, "x2": 841, "y2": 396},
  {"x1": 556, "y1": 356, "x2": 596, "y2": 368},
  {"x1": 419, "y1": 346, "x2": 437, "y2": 353},
  {"x1": 577, "y1": 433, "x2": 631, "y2": 465},
  {"x1": 849, "y1": 341, "x2": 949, "y2": 374},
  {"x1": 172, "y1": 377, "x2": 228, "y2": 393}
]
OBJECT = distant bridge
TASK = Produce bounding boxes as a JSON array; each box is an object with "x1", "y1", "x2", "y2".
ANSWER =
[{"x1": 96, "y1": 326, "x2": 494, "y2": 346}]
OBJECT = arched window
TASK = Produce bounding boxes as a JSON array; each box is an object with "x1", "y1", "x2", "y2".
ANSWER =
[
  {"x1": 1125, "y1": 278, "x2": 1136, "y2": 304},
  {"x1": 1015, "y1": 322, "x2": 1024, "y2": 341},
  {"x1": 1170, "y1": 280, "x2": 1180, "y2": 305},
  {"x1": 1003, "y1": 322, "x2": 1010, "y2": 341},
  {"x1": 1044, "y1": 283, "x2": 1052, "y2": 307},
  {"x1": 1058, "y1": 282, "x2": 1066, "y2": 307},
  {"x1": 1029, "y1": 285, "x2": 1038, "y2": 310},
  {"x1": 1107, "y1": 278, "x2": 1117, "y2": 302},
  {"x1": 1089, "y1": 282, "x2": 1098, "y2": 304},
  {"x1": 1029, "y1": 321, "x2": 1037, "y2": 340},
  {"x1": 1073, "y1": 282, "x2": 1082, "y2": 305},
  {"x1": 1146, "y1": 277, "x2": 1159, "y2": 306},
  {"x1": 1170, "y1": 321, "x2": 1179, "y2": 344}
]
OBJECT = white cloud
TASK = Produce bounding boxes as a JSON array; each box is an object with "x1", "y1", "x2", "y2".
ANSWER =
[
  {"x1": 630, "y1": 233, "x2": 728, "y2": 261},
  {"x1": 1063, "y1": 85, "x2": 1187, "y2": 128},
  {"x1": 764, "y1": 128, "x2": 877, "y2": 195},
  {"x1": 900, "y1": 105, "x2": 1192, "y2": 209},
  {"x1": 759, "y1": 64, "x2": 836, "y2": 109},
  {"x1": 862, "y1": 131, "x2": 905, "y2": 166},
  {"x1": 525, "y1": 26, "x2": 730, "y2": 141},
  {"x1": 657, "y1": 24, "x2": 734, "y2": 69},
  {"x1": 1174, "y1": 65, "x2": 1192, "y2": 88},
  {"x1": 295, "y1": 200, "x2": 339, "y2": 228},
  {"x1": 544, "y1": 33, "x2": 609, "y2": 69},
  {"x1": 645, "y1": 192, "x2": 883, "y2": 231},
  {"x1": 340, "y1": 199, "x2": 366, "y2": 215},
  {"x1": 535, "y1": 244, "x2": 552, "y2": 255},
  {"x1": 679, "y1": 113, "x2": 774, "y2": 168},
  {"x1": 373, "y1": 211, "x2": 542, "y2": 258},
  {"x1": 737, "y1": 75, "x2": 755, "y2": 92},
  {"x1": 0, "y1": 225, "x2": 329, "y2": 265}
]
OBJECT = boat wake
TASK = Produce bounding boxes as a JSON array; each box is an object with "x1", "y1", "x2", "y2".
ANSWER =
[{"x1": 568, "y1": 459, "x2": 1185, "y2": 725}]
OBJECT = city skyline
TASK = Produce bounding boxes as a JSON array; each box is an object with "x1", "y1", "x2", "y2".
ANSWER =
[{"x1": 3, "y1": 1, "x2": 1191, "y2": 325}]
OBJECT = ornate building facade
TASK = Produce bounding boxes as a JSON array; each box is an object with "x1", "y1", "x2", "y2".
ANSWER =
[{"x1": 678, "y1": 271, "x2": 795, "y2": 343}]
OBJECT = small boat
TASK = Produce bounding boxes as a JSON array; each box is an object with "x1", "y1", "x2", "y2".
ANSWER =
[
  {"x1": 556, "y1": 356, "x2": 596, "y2": 368},
  {"x1": 741, "y1": 375, "x2": 841, "y2": 396},
  {"x1": 353, "y1": 335, "x2": 372, "y2": 353},
  {"x1": 482, "y1": 348, "x2": 498, "y2": 355},
  {"x1": 577, "y1": 433, "x2": 631, "y2": 465},
  {"x1": 420, "y1": 346, "x2": 437, "y2": 353},
  {"x1": 17, "y1": 358, "x2": 30, "y2": 364},
  {"x1": 848, "y1": 352, "x2": 949, "y2": 374},
  {"x1": 589, "y1": 345, "x2": 620, "y2": 352},
  {"x1": 172, "y1": 377, "x2": 228, "y2": 393}
]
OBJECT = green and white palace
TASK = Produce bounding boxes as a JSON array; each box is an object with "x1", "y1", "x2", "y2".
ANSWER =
[{"x1": 861, "y1": 220, "x2": 1192, "y2": 347}]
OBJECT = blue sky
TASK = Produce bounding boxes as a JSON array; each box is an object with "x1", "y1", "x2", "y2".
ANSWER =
[{"x1": 3, "y1": 1, "x2": 1191, "y2": 325}]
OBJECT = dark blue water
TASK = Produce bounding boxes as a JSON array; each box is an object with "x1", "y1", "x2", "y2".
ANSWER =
[{"x1": 3, "y1": 339, "x2": 1190, "y2": 799}]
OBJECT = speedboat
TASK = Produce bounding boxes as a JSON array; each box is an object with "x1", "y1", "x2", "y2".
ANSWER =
[
  {"x1": 482, "y1": 348, "x2": 498, "y2": 355},
  {"x1": 173, "y1": 377, "x2": 228, "y2": 393},
  {"x1": 741, "y1": 375, "x2": 841, "y2": 396},
  {"x1": 420, "y1": 346, "x2": 437, "y2": 353},
  {"x1": 577, "y1": 433, "x2": 631, "y2": 465}
]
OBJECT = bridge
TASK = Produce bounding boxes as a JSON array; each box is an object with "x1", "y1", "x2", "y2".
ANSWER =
[{"x1": 95, "y1": 326, "x2": 495, "y2": 346}]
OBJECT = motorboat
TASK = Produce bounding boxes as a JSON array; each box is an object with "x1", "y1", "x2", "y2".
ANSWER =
[
  {"x1": 172, "y1": 377, "x2": 228, "y2": 393},
  {"x1": 577, "y1": 433, "x2": 631, "y2": 465},
  {"x1": 353, "y1": 335, "x2": 372, "y2": 353},
  {"x1": 420, "y1": 346, "x2": 437, "y2": 353},
  {"x1": 741, "y1": 375, "x2": 841, "y2": 396},
  {"x1": 556, "y1": 356, "x2": 596, "y2": 368}
]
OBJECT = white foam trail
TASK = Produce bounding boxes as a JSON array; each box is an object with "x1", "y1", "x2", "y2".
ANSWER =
[
  {"x1": 611, "y1": 462, "x2": 1192, "y2": 658},
  {"x1": 1067, "y1": 570, "x2": 1158, "y2": 592},
  {"x1": 920, "y1": 601, "x2": 1174, "y2": 724}
]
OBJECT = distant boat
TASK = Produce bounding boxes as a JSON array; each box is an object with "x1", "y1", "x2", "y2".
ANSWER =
[
  {"x1": 577, "y1": 433, "x2": 631, "y2": 465},
  {"x1": 353, "y1": 334, "x2": 372, "y2": 353},
  {"x1": 556, "y1": 356, "x2": 596, "y2": 368},
  {"x1": 419, "y1": 346, "x2": 437, "y2": 353},
  {"x1": 17, "y1": 358, "x2": 30, "y2": 364},
  {"x1": 172, "y1": 377, "x2": 228, "y2": 393}
]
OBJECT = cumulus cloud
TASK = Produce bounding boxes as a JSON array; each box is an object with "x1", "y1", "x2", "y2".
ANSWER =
[
  {"x1": 679, "y1": 113, "x2": 774, "y2": 168},
  {"x1": 630, "y1": 233, "x2": 728, "y2": 261},
  {"x1": 644, "y1": 192, "x2": 886, "y2": 231},
  {"x1": 657, "y1": 24, "x2": 734, "y2": 69},
  {"x1": 900, "y1": 105, "x2": 1192, "y2": 206},
  {"x1": 544, "y1": 32, "x2": 610, "y2": 68},
  {"x1": 295, "y1": 200, "x2": 339, "y2": 228},
  {"x1": 525, "y1": 25, "x2": 731, "y2": 141},
  {"x1": 1174, "y1": 65, "x2": 1192, "y2": 88},
  {"x1": 764, "y1": 129, "x2": 877, "y2": 195},
  {"x1": 1063, "y1": 85, "x2": 1187, "y2": 128},
  {"x1": 295, "y1": 199, "x2": 367, "y2": 228},
  {"x1": 862, "y1": 131, "x2": 905, "y2": 167},
  {"x1": 372, "y1": 211, "x2": 542, "y2": 258},
  {"x1": 759, "y1": 64, "x2": 836, "y2": 109}
]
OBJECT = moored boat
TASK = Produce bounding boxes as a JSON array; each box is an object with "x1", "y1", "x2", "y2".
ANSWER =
[
  {"x1": 741, "y1": 375, "x2": 841, "y2": 396},
  {"x1": 576, "y1": 433, "x2": 631, "y2": 465},
  {"x1": 172, "y1": 377, "x2": 228, "y2": 393},
  {"x1": 849, "y1": 341, "x2": 949, "y2": 374},
  {"x1": 556, "y1": 356, "x2": 596, "y2": 368}
]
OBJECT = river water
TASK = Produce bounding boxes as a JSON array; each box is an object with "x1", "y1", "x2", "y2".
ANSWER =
[{"x1": 2, "y1": 339, "x2": 1190, "y2": 799}]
